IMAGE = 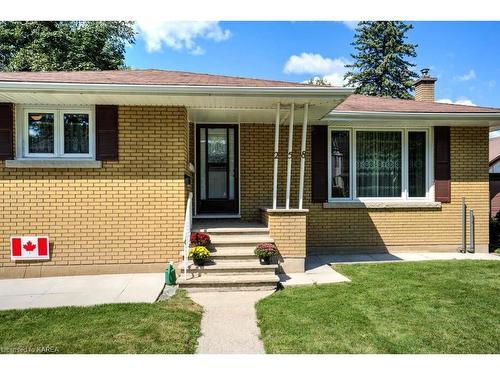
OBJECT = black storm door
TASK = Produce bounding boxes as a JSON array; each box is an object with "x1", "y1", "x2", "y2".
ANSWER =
[{"x1": 196, "y1": 124, "x2": 239, "y2": 214}]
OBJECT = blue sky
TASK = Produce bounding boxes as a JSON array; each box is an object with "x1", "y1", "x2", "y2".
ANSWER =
[{"x1": 125, "y1": 21, "x2": 500, "y2": 108}]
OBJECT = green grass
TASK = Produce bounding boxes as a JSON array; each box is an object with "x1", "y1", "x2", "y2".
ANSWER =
[
  {"x1": 256, "y1": 260, "x2": 500, "y2": 354},
  {"x1": 0, "y1": 289, "x2": 202, "y2": 354}
]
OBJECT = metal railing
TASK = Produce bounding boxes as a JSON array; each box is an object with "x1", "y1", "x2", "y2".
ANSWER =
[{"x1": 182, "y1": 192, "x2": 193, "y2": 280}]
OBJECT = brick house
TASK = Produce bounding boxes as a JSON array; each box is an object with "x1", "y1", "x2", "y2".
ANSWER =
[{"x1": 1, "y1": 69, "x2": 499, "y2": 283}]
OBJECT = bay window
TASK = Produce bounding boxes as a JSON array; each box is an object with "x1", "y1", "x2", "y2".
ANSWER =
[
  {"x1": 20, "y1": 107, "x2": 94, "y2": 159},
  {"x1": 328, "y1": 127, "x2": 431, "y2": 201}
]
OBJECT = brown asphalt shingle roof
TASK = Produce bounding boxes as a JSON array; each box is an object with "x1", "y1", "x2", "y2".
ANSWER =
[
  {"x1": 335, "y1": 94, "x2": 500, "y2": 113},
  {"x1": 0, "y1": 69, "x2": 310, "y2": 87},
  {"x1": 1, "y1": 69, "x2": 499, "y2": 114}
]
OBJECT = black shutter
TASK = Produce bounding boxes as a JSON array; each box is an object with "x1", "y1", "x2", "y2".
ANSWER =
[
  {"x1": 311, "y1": 125, "x2": 328, "y2": 203},
  {"x1": 0, "y1": 103, "x2": 13, "y2": 160},
  {"x1": 434, "y1": 126, "x2": 451, "y2": 203},
  {"x1": 96, "y1": 105, "x2": 119, "y2": 161}
]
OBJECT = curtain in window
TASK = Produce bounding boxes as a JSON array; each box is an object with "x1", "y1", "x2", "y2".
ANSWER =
[
  {"x1": 356, "y1": 131, "x2": 401, "y2": 197},
  {"x1": 408, "y1": 131, "x2": 426, "y2": 197},
  {"x1": 64, "y1": 114, "x2": 89, "y2": 154},
  {"x1": 331, "y1": 131, "x2": 350, "y2": 198}
]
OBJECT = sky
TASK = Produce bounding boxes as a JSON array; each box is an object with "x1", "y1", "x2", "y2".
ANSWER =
[{"x1": 125, "y1": 21, "x2": 500, "y2": 109}]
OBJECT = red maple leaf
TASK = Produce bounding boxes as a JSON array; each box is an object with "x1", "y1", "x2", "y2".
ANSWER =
[{"x1": 23, "y1": 241, "x2": 36, "y2": 252}]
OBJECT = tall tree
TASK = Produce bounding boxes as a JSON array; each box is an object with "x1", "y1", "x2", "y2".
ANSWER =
[
  {"x1": 344, "y1": 21, "x2": 418, "y2": 99},
  {"x1": 0, "y1": 21, "x2": 136, "y2": 71}
]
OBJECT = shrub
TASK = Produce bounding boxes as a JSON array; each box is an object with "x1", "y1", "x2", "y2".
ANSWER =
[
  {"x1": 254, "y1": 243, "x2": 279, "y2": 259},
  {"x1": 490, "y1": 213, "x2": 500, "y2": 246},
  {"x1": 189, "y1": 246, "x2": 211, "y2": 265},
  {"x1": 190, "y1": 232, "x2": 211, "y2": 247}
]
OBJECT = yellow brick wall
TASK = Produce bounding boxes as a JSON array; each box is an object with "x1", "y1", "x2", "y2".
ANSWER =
[
  {"x1": 415, "y1": 83, "x2": 435, "y2": 102},
  {"x1": 238, "y1": 124, "x2": 489, "y2": 252},
  {"x1": 262, "y1": 210, "x2": 306, "y2": 258},
  {"x1": 0, "y1": 105, "x2": 189, "y2": 278}
]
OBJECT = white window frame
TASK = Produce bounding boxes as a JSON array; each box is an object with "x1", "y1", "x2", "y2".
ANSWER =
[
  {"x1": 18, "y1": 106, "x2": 95, "y2": 160},
  {"x1": 328, "y1": 125, "x2": 433, "y2": 203}
]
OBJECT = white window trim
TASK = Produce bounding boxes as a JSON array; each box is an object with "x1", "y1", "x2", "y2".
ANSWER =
[
  {"x1": 17, "y1": 105, "x2": 95, "y2": 160},
  {"x1": 327, "y1": 125, "x2": 434, "y2": 203}
]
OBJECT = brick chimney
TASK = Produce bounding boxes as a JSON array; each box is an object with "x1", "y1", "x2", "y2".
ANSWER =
[{"x1": 414, "y1": 68, "x2": 437, "y2": 102}]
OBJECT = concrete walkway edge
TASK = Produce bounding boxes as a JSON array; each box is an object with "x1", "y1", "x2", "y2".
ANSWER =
[{"x1": 188, "y1": 290, "x2": 273, "y2": 354}]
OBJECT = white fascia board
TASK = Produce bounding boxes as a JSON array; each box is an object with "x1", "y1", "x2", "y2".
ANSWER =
[
  {"x1": 326, "y1": 110, "x2": 500, "y2": 121},
  {"x1": 0, "y1": 81, "x2": 355, "y2": 98}
]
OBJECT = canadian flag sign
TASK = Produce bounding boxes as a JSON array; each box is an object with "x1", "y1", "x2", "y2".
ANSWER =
[{"x1": 11, "y1": 236, "x2": 50, "y2": 260}]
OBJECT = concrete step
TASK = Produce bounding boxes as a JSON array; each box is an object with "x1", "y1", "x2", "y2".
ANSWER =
[
  {"x1": 193, "y1": 227, "x2": 269, "y2": 236},
  {"x1": 192, "y1": 221, "x2": 269, "y2": 236},
  {"x1": 177, "y1": 273, "x2": 279, "y2": 290},
  {"x1": 210, "y1": 246, "x2": 257, "y2": 259},
  {"x1": 210, "y1": 234, "x2": 274, "y2": 247},
  {"x1": 186, "y1": 259, "x2": 278, "y2": 274}
]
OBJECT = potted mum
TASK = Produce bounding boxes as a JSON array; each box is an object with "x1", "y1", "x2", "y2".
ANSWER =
[
  {"x1": 189, "y1": 246, "x2": 211, "y2": 266},
  {"x1": 190, "y1": 232, "x2": 211, "y2": 247},
  {"x1": 254, "y1": 243, "x2": 279, "y2": 265}
]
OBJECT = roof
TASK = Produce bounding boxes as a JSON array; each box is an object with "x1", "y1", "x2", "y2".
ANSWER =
[
  {"x1": 490, "y1": 137, "x2": 500, "y2": 166},
  {"x1": 0, "y1": 69, "x2": 311, "y2": 88},
  {"x1": 334, "y1": 94, "x2": 500, "y2": 113}
]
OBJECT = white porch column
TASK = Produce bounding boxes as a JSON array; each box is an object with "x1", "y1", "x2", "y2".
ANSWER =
[
  {"x1": 298, "y1": 103, "x2": 309, "y2": 209},
  {"x1": 272, "y1": 103, "x2": 281, "y2": 209},
  {"x1": 285, "y1": 102, "x2": 295, "y2": 209}
]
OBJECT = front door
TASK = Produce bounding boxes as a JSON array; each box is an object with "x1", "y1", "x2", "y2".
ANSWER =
[{"x1": 196, "y1": 124, "x2": 239, "y2": 214}]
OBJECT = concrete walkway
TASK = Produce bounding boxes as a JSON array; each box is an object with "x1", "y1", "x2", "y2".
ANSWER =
[
  {"x1": 318, "y1": 251, "x2": 499, "y2": 265},
  {"x1": 188, "y1": 290, "x2": 273, "y2": 354},
  {"x1": 279, "y1": 260, "x2": 350, "y2": 288},
  {"x1": 0, "y1": 273, "x2": 165, "y2": 310}
]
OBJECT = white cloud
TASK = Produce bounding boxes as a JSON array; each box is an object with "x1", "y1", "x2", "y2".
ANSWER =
[
  {"x1": 284, "y1": 53, "x2": 350, "y2": 86},
  {"x1": 342, "y1": 21, "x2": 359, "y2": 30},
  {"x1": 490, "y1": 130, "x2": 500, "y2": 139},
  {"x1": 455, "y1": 69, "x2": 476, "y2": 82},
  {"x1": 437, "y1": 98, "x2": 477, "y2": 106},
  {"x1": 136, "y1": 21, "x2": 231, "y2": 54}
]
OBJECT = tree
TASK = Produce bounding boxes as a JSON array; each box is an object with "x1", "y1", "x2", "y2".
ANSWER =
[
  {"x1": 307, "y1": 76, "x2": 331, "y2": 86},
  {"x1": 0, "y1": 21, "x2": 136, "y2": 71},
  {"x1": 344, "y1": 21, "x2": 418, "y2": 99}
]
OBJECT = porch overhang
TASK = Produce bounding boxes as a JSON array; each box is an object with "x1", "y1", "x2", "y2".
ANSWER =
[{"x1": 0, "y1": 81, "x2": 354, "y2": 123}]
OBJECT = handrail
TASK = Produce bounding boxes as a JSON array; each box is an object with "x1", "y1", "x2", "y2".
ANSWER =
[{"x1": 182, "y1": 192, "x2": 193, "y2": 280}]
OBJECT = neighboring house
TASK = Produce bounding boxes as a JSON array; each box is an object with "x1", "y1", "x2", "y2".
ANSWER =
[
  {"x1": 489, "y1": 137, "x2": 500, "y2": 217},
  {"x1": 1, "y1": 68, "x2": 500, "y2": 281}
]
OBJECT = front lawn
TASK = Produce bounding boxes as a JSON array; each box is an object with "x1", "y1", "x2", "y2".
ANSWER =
[
  {"x1": 0, "y1": 289, "x2": 202, "y2": 354},
  {"x1": 256, "y1": 260, "x2": 500, "y2": 353}
]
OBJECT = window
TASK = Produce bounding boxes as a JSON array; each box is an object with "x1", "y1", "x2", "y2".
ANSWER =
[
  {"x1": 356, "y1": 131, "x2": 402, "y2": 198},
  {"x1": 331, "y1": 130, "x2": 350, "y2": 198},
  {"x1": 20, "y1": 107, "x2": 94, "y2": 159},
  {"x1": 328, "y1": 127, "x2": 431, "y2": 201}
]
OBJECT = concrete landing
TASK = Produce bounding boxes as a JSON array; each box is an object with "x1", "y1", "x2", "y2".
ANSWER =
[
  {"x1": 188, "y1": 290, "x2": 273, "y2": 354},
  {"x1": 278, "y1": 256, "x2": 351, "y2": 288}
]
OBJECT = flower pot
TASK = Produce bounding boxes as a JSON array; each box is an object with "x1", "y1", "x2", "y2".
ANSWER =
[
  {"x1": 259, "y1": 256, "x2": 271, "y2": 265},
  {"x1": 193, "y1": 258, "x2": 206, "y2": 266}
]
